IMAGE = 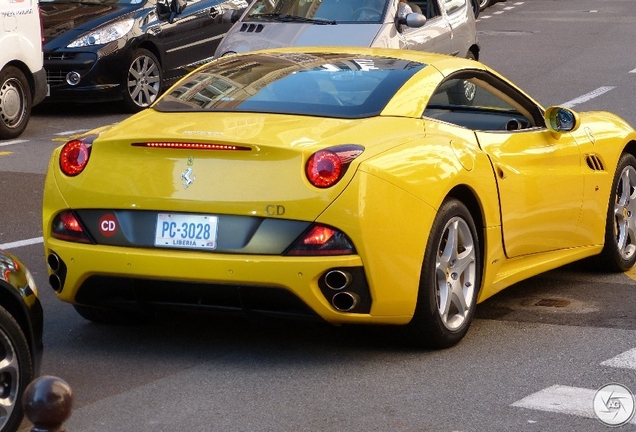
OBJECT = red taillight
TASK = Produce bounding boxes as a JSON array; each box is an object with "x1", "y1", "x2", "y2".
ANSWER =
[
  {"x1": 286, "y1": 224, "x2": 355, "y2": 256},
  {"x1": 306, "y1": 145, "x2": 364, "y2": 188},
  {"x1": 59, "y1": 139, "x2": 91, "y2": 176},
  {"x1": 51, "y1": 211, "x2": 92, "y2": 243}
]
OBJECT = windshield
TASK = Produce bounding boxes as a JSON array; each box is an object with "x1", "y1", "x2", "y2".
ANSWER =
[
  {"x1": 39, "y1": 0, "x2": 143, "y2": 4},
  {"x1": 154, "y1": 52, "x2": 425, "y2": 118},
  {"x1": 245, "y1": 0, "x2": 388, "y2": 23}
]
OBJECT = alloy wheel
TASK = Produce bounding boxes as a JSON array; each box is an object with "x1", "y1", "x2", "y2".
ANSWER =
[
  {"x1": 435, "y1": 216, "x2": 477, "y2": 331},
  {"x1": 127, "y1": 54, "x2": 161, "y2": 108},
  {"x1": 613, "y1": 164, "x2": 636, "y2": 261}
]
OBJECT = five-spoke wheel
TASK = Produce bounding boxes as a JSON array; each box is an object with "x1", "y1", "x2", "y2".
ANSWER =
[
  {"x1": 407, "y1": 199, "x2": 481, "y2": 348},
  {"x1": 596, "y1": 153, "x2": 636, "y2": 271}
]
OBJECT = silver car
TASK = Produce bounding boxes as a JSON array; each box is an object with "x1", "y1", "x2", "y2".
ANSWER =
[{"x1": 215, "y1": 0, "x2": 480, "y2": 59}]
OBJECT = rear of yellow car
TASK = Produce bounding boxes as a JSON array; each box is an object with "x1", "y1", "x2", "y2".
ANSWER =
[{"x1": 42, "y1": 111, "x2": 437, "y2": 326}]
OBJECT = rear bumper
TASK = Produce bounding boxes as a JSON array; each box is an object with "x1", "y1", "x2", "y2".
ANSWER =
[{"x1": 44, "y1": 238, "x2": 412, "y2": 325}]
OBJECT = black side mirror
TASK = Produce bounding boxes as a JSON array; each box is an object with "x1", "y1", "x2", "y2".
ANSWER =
[{"x1": 169, "y1": 0, "x2": 186, "y2": 23}]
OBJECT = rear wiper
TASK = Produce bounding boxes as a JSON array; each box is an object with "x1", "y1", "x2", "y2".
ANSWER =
[{"x1": 249, "y1": 13, "x2": 336, "y2": 25}]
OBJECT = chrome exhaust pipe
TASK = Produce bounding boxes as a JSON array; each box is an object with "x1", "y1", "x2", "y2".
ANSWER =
[
  {"x1": 324, "y1": 270, "x2": 352, "y2": 291},
  {"x1": 332, "y1": 292, "x2": 359, "y2": 312},
  {"x1": 49, "y1": 274, "x2": 62, "y2": 293},
  {"x1": 47, "y1": 253, "x2": 61, "y2": 272}
]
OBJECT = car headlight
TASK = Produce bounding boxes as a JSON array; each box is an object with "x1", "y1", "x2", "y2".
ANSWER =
[{"x1": 67, "y1": 18, "x2": 134, "y2": 48}]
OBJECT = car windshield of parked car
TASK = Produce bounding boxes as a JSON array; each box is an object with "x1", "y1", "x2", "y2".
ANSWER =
[
  {"x1": 39, "y1": 0, "x2": 142, "y2": 4},
  {"x1": 154, "y1": 52, "x2": 425, "y2": 118},
  {"x1": 244, "y1": 0, "x2": 387, "y2": 23}
]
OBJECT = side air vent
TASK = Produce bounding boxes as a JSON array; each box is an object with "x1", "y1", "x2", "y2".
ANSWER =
[
  {"x1": 585, "y1": 154, "x2": 605, "y2": 171},
  {"x1": 239, "y1": 23, "x2": 265, "y2": 33}
]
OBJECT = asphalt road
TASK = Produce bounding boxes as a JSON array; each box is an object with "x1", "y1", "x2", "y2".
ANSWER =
[{"x1": 2, "y1": 0, "x2": 636, "y2": 430}]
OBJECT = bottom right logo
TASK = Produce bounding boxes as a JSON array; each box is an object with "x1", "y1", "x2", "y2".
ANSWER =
[{"x1": 593, "y1": 383, "x2": 635, "y2": 427}]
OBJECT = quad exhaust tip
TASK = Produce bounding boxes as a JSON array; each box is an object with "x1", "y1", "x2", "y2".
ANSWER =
[
  {"x1": 332, "y1": 292, "x2": 359, "y2": 312},
  {"x1": 324, "y1": 270, "x2": 352, "y2": 291}
]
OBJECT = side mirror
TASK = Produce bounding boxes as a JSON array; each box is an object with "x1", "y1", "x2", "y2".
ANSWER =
[
  {"x1": 545, "y1": 106, "x2": 580, "y2": 137},
  {"x1": 169, "y1": 0, "x2": 186, "y2": 23},
  {"x1": 396, "y1": 12, "x2": 426, "y2": 32},
  {"x1": 221, "y1": 8, "x2": 245, "y2": 24}
]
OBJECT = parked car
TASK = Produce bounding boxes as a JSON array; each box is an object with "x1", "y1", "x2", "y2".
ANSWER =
[
  {"x1": 0, "y1": 250, "x2": 43, "y2": 432},
  {"x1": 0, "y1": 0, "x2": 48, "y2": 139},
  {"x1": 42, "y1": 47, "x2": 636, "y2": 348},
  {"x1": 40, "y1": 0, "x2": 248, "y2": 112},
  {"x1": 214, "y1": 0, "x2": 480, "y2": 60}
]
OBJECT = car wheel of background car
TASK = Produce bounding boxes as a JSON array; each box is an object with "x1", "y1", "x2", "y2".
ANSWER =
[
  {"x1": 123, "y1": 49, "x2": 162, "y2": 113},
  {"x1": 407, "y1": 199, "x2": 481, "y2": 348},
  {"x1": 0, "y1": 66, "x2": 32, "y2": 140},
  {"x1": 0, "y1": 305, "x2": 34, "y2": 432},
  {"x1": 73, "y1": 305, "x2": 150, "y2": 325},
  {"x1": 478, "y1": 0, "x2": 490, "y2": 11},
  {"x1": 594, "y1": 153, "x2": 636, "y2": 272}
]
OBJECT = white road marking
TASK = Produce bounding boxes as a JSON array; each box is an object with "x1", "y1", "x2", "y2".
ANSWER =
[
  {"x1": 561, "y1": 86, "x2": 616, "y2": 108},
  {"x1": 601, "y1": 348, "x2": 636, "y2": 370},
  {"x1": 512, "y1": 384, "x2": 636, "y2": 424},
  {"x1": 0, "y1": 139, "x2": 28, "y2": 147},
  {"x1": 630, "y1": 68, "x2": 636, "y2": 73},
  {"x1": 0, "y1": 237, "x2": 44, "y2": 250},
  {"x1": 512, "y1": 385, "x2": 597, "y2": 419},
  {"x1": 55, "y1": 129, "x2": 90, "y2": 136}
]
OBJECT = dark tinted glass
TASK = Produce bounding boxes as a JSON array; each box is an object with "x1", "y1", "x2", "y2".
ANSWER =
[{"x1": 154, "y1": 52, "x2": 426, "y2": 119}]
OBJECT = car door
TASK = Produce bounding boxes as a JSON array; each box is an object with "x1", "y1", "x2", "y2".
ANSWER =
[
  {"x1": 424, "y1": 71, "x2": 586, "y2": 258},
  {"x1": 159, "y1": 0, "x2": 240, "y2": 80},
  {"x1": 438, "y1": 0, "x2": 477, "y2": 57},
  {"x1": 402, "y1": 0, "x2": 452, "y2": 54}
]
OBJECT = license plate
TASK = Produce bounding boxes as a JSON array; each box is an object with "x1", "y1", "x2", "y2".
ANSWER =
[{"x1": 155, "y1": 213, "x2": 218, "y2": 250}]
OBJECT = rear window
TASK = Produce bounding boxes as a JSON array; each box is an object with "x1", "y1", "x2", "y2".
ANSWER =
[{"x1": 154, "y1": 52, "x2": 426, "y2": 119}]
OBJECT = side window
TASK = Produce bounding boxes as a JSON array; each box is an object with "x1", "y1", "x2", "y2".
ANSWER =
[
  {"x1": 441, "y1": 0, "x2": 465, "y2": 15},
  {"x1": 410, "y1": 0, "x2": 441, "y2": 19},
  {"x1": 424, "y1": 75, "x2": 545, "y2": 131}
]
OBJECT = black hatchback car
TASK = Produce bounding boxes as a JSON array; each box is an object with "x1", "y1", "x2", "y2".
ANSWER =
[
  {"x1": 0, "y1": 250, "x2": 43, "y2": 432},
  {"x1": 41, "y1": 0, "x2": 247, "y2": 112}
]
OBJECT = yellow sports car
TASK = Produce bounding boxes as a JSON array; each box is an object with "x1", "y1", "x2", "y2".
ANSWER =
[{"x1": 42, "y1": 47, "x2": 636, "y2": 348}]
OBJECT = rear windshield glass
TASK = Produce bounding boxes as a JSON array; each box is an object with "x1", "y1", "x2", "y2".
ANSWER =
[
  {"x1": 154, "y1": 52, "x2": 425, "y2": 118},
  {"x1": 244, "y1": 0, "x2": 388, "y2": 23}
]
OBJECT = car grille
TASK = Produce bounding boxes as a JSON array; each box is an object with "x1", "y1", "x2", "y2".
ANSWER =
[
  {"x1": 75, "y1": 276, "x2": 321, "y2": 321},
  {"x1": 44, "y1": 52, "x2": 97, "y2": 84},
  {"x1": 46, "y1": 69, "x2": 68, "y2": 84}
]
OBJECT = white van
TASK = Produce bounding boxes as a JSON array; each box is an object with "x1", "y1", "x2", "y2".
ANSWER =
[
  {"x1": 214, "y1": 0, "x2": 479, "y2": 61},
  {"x1": 0, "y1": 0, "x2": 47, "y2": 139}
]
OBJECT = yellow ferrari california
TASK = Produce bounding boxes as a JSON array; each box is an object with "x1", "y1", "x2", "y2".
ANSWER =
[{"x1": 42, "y1": 47, "x2": 636, "y2": 348}]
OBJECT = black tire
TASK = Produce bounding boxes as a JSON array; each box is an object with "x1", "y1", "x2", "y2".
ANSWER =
[
  {"x1": 478, "y1": 0, "x2": 491, "y2": 11},
  {"x1": 406, "y1": 199, "x2": 481, "y2": 348},
  {"x1": 0, "y1": 66, "x2": 32, "y2": 140},
  {"x1": 593, "y1": 153, "x2": 636, "y2": 272},
  {"x1": 74, "y1": 304, "x2": 150, "y2": 325},
  {"x1": 0, "y1": 305, "x2": 34, "y2": 432},
  {"x1": 122, "y1": 49, "x2": 162, "y2": 113}
]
